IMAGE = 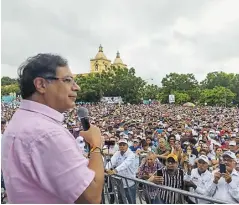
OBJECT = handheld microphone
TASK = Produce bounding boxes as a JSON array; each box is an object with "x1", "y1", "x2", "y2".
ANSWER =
[
  {"x1": 77, "y1": 107, "x2": 91, "y2": 156},
  {"x1": 77, "y1": 107, "x2": 90, "y2": 131}
]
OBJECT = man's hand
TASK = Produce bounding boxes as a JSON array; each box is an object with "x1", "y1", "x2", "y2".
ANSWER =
[
  {"x1": 136, "y1": 149, "x2": 142, "y2": 155},
  {"x1": 106, "y1": 169, "x2": 117, "y2": 175},
  {"x1": 214, "y1": 172, "x2": 221, "y2": 184},
  {"x1": 186, "y1": 164, "x2": 192, "y2": 175},
  {"x1": 80, "y1": 125, "x2": 102, "y2": 148},
  {"x1": 152, "y1": 176, "x2": 164, "y2": 185},
  {"x1": 222, "y1": 171, "x2": 232, "y2": 184},
  {"x1": 148, "y1": 173, "x2": 153, "y2": 178},
  {"x1": 185, "y1": 181, "x2": 197, "y2": 189}
]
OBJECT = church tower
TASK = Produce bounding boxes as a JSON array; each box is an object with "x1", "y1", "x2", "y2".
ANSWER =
[
  {"x1": 90, "y1": 45, "x2": 111, "y2": 73},
  {"x1": 112, "y1": 51, "x2": 127, "y2": 68}
]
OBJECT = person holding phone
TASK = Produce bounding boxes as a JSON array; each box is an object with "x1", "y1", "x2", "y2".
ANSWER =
[
  {"x1": 148, "y1": 153, "x2": 184, "y2": 204},
  {"x1": 208, "y1": 151, "x2": 239, "y2": 203},
  {"x1": 184, "y1": 155, "x2": 214, "y2": 204}
]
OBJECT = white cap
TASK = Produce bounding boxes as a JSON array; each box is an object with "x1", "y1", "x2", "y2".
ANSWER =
[
  {"x1": 175, "y1": 134, "x2": 181, "y2": 141},
  {"x1": 133, "y1": 139, "x2": 139, "y2": 143},
  {"x1": 198, "y1": 155, "x2": 210, "y2": 164},
  {"x1": 103, "y1": 132, "x2": 110, "y2": 136},
  {"x1": 229, "y1": 141, "x2": 236, "y2": 146},
  {"x1": 231, "y1": 133, "x2": 236, "y2": 137},
  {"x1": 118, "y1": 139, "x2": 128, "y2": 144},
  {"x1": 120, "y1": 132, "x2": 125, "y2": 136},
  {"x1": 222, "y1": 151, "x2": 236, "y2": 159},
  {"x1": 128, "y1": 131, "x2": 133, "y2": 135},
  {"x1": 123, "y1": 135, "x2": 129, "y2": 139},
  {"x1": 168, "y1": 128, "x2": 172, "y2": 132}
]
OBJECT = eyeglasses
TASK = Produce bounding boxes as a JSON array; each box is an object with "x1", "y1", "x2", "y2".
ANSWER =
[{"x1": 44, "y1": 76, "x2": 76, "y2": 85}]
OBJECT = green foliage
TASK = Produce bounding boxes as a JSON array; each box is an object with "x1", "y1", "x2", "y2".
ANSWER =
[
  {"x1": 1, "y1": 76, "x2": 17, "y2": 86},
  {"x1": 160, "y1": 73, "x2": 199, "y2": 104},
  {"x1": 1, "y1": 70, "x2": 238, "y2": 106},
  {"x1": 1, "y1": 84, "x2": 20, "y2": 96},
  {"x1": 199, "y1": 86, "x2": 236, "y2": 106},
  {"x1": 75, "y1": 66, "x2": 146, "y2": 104},
  {"x1": 139, "y1": 84, "x2": 161, "y2": 100},
  {"x1": 172, "y1": 91, "x2": 191, "y2": 104},
  {"x1": 201, "y1": 71, "x2": 235, "y2": 89}
]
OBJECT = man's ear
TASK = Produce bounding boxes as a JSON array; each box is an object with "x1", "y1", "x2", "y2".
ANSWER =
[{"x1": 33, "y1": 77, "x2": 47, "y2": 94}]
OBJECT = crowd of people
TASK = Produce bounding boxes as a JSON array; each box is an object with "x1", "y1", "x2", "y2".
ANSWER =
[{"x1": 2, "y1": 101, "x2": 239, "y2": 203}]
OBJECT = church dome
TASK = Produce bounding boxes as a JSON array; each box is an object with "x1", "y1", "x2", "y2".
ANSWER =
[
  {"x1": 113, "y1": 51, "x2": 125, "y2": 65},
  {"x1": 95, "y1": 45, "x2": 108, "y2": 60}
]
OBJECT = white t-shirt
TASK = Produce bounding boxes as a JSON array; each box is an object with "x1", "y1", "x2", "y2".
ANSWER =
[{"x1": 76, "y1": 136, "x2": 85, "y2": 154}]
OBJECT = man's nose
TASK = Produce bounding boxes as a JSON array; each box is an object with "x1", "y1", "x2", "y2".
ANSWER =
[{"x1": 73, "y1": 82, "x2": 80, "y2": 91}]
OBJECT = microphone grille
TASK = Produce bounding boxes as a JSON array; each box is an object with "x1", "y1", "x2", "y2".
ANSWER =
[{"x1": 77, "y1": 107, "x2": 89, "y2": 118}]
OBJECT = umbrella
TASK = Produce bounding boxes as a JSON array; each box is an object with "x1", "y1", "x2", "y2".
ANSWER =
[{"x1": 183, "y1": 102, "x2": 195, "y2": 107}]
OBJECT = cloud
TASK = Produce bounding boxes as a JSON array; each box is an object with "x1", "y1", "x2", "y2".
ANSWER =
[{"x1": 1, "y1": 0, "x2": 239, "y2": 84}]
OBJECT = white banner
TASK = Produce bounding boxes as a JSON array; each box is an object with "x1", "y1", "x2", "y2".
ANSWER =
[
  {"x1": 169, "y1": 95, "x2": 175, "y2": 103},
  {"x1": 101, "y1": 96, "x2": 123, "y2": 104}
]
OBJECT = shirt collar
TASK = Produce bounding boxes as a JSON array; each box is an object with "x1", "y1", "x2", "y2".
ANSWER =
[{"x1": 19, "y1": 100, "x2": 64, "y2": 123}]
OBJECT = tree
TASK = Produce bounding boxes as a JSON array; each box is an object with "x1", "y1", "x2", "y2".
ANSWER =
[
  {"x1": 139, "y1": 84, "x2": 161, "y2": 100},
  {"x1": 1, "y1": 76, "x2": 17, "y2": 86},
  {"x1": 74, "y1": 66, "x2": 146, "y2": 104},
  {"x1": 199, "y1": 86, "x2": 235, "y2": 106},
  {"x1": 161, "y1": 73, "x2": 198, "y2": 92},
  {"x1": 201, "y1": 71, "x2": 235, "y2": 89},
  {"x1": 229, "y1": 74, "x2": 239, "y2": 105},
  {"x1": 200, "y1": 71, "x2": 238, "y2": 105},
  {"x1": 1, "y1": 84, "x2": 20, "y2": 96},
  {"x1": 172, "y1": 91, "x2": 191, "y2": 104},
  {"x1": 160, "y1": 73, "x2": 199, "y2": 103}
]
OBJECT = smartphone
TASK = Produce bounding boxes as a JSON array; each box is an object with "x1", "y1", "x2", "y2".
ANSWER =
[
  {"x1": 219, "y1": 164, "x2": 226, "y2": 173},
  {"x1": 157, "y1": 169, "x2": 163, "y2": 176}
]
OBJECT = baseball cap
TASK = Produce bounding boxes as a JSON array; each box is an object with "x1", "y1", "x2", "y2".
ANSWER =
[
  {"x1": 123, "y1": 135, "x2": 129, "y2": 139},
  {"x1": 222, "y1": 151, "x2": 236, "y2": 159},
  {"x1": 198, "y1": 155, "x2": 209, "y2": 164},
  {"x1": 231, "y1": 133, "x2": 236, "y2": 138},
  {"x1": 133, "y1": 139, "x2": 139, "y2": 143},
  {"x1": 167, "y1": 153, "x2": 178, "y2": 162},
  {"x1": 118, "y1": 139, "x2": 128, "y2": 144},
  {"x1": 167, "y1": 128, "x2": 172, "y2": 132},
  {"x1": 229, "y1": 141, "x2": 236, "y2": 146}
]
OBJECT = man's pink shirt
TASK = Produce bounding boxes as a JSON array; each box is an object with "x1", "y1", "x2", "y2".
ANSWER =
[{"x1": 1, "y1": 100, "x2": 95, "y2": 203}]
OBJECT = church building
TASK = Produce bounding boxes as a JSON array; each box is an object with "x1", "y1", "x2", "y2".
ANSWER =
[{"x1": 75, "y1": 45, "x2": 127, "y2": 77}]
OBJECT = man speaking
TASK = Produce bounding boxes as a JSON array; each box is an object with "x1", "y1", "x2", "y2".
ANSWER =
[{"x1": 1, "y1": 54, "x2": 104, "y2": 203}]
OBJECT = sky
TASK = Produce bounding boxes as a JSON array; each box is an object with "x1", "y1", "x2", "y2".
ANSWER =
[{"x1": 1, "y1": 0, "x2": 239, "y2": 85}]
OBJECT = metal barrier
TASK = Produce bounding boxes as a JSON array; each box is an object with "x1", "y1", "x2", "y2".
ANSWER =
[{"x1": 103, "y1": 174, "x2": 231, "y2": 204}]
